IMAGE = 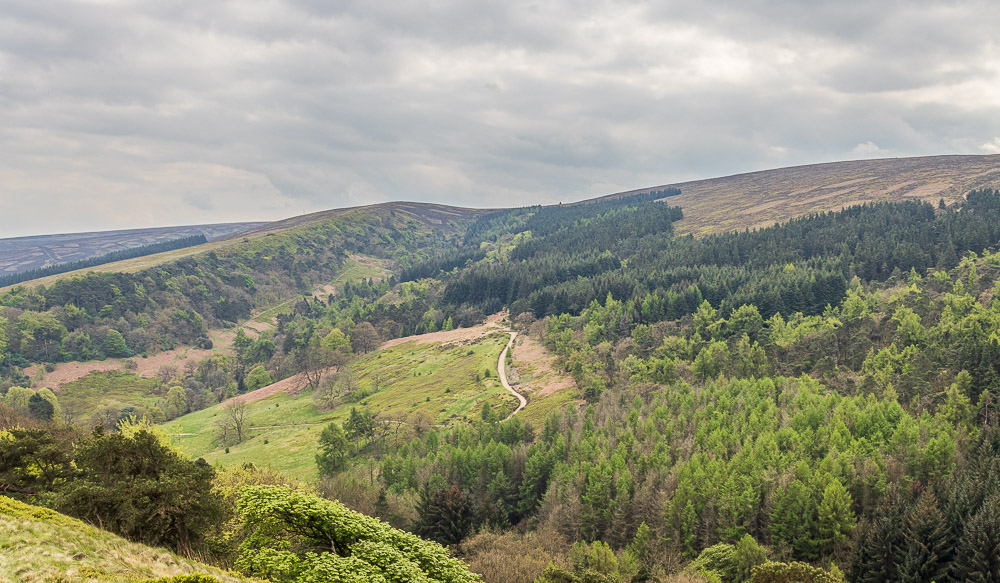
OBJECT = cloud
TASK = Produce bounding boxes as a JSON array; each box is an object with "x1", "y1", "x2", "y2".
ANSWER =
[
  {"x1": 0, "y1": 0, "x2": 999, "y2": 236},
  {"x1": 982, "y1": 138, "x2": 1000, "y2": 154},
  {"x1": 851, "y1": 141, "x2": 892, "y2": 158}
]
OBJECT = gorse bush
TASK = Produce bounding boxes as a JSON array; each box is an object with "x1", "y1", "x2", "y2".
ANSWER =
[{"x1": 235, "y1": 485, "x2": 481, "y2": 582}]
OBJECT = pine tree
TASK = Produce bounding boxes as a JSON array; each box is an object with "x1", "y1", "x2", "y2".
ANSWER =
[
  {"x1": 817, "y1": 479, "x2": 856, "y2": 558},
  {"x1": 850, "y1": 487, "x2": 909, "y2": 583},
  {"x1": 415, "y1": 483, "x2": 474, "y2": 546},
  {"x1": 954, "y1": 495, "x2": 1000, "y2": 583},
  {"x1": 771, "y1": 479, "x2": 819, "y2": 560},
  {"x1": 898, "y1": 490, "x2": 953, "y2": 583}
]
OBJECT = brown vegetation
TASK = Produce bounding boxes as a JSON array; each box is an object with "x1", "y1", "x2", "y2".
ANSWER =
[
  {"x1": 598, "y1": 154, "x2": 1000, "y2": 235},
  {"x1": 457, "y1": 528, "x2": 573, "y2": 583}
]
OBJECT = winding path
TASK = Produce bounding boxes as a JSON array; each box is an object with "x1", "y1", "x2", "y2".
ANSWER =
[{"x1": 497, "y1": 332, "x2": 527, "y2": 421}]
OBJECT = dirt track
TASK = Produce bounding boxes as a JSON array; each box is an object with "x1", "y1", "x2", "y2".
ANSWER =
[{"x1": 497, "y1": 332, "x2": 527, "y2": 420}]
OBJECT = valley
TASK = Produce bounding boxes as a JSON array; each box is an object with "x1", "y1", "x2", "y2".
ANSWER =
[{"x1": 3, "y1": 156, "x2": 1000, "y2": 583}]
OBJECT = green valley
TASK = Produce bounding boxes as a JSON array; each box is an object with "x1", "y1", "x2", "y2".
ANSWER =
[{"x1": 3, "y1": 159, "x2": 1000, "y2": 583}]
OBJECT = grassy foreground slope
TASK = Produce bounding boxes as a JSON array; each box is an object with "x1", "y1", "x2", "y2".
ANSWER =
[
  {"x1": 610, "y1": 154, "x2": 1000, "y2": 235},
  {"x1": 0, "y1": 496, "x2": 253, "y2": 583}
]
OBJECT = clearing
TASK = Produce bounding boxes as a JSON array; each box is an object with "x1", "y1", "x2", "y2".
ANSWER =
[{"x1": 168, "y1": 332, "x2": 514, "y2": 482}]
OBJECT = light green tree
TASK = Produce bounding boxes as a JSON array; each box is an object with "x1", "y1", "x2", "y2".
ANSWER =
[
  {"x1": 817, "y1": 479, "x2": 856, "y2": 557},
  {"x1": 164, "y1": 385, "x2": 188, "y2": 419},
  {"x1": 245, "y1": 364, "x2": 273, "y2": 391}
]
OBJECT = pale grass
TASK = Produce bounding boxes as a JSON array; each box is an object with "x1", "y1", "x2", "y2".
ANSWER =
[{"x1": 0, "y1": 500, "x2": 255, "y2": 583}]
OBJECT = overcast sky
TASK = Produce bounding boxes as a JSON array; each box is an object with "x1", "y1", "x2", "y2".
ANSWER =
[{"x1": 1, "y1": 0, "x2": 999, "y2": 236}]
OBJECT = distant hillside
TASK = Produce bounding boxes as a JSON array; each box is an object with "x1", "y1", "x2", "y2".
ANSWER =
[
  {"x1": 0, "y1": 222, "x2": 265, "y2": 277},
  {"x1": 604, "y1": 154, "x2": 1000, "y2": 235},
  {"x1": 1, "y1": 202, "x2": 480, "y2": 290}
]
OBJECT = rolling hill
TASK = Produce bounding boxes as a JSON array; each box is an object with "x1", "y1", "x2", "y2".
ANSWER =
[
  {"x1": 0, "y1": 202, "x2": 481, "y2": 291},
  {"x1": 0, "y1": 222, "x2": 265, "y2": 278},
  {"x1": 602, "y1": 154, "x2": 1000, "y2": 235},
  {"x1": 7, "y1": 155, "x2": 1000, "y2": 291}
]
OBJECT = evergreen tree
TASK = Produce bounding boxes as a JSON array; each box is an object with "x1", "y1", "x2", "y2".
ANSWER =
[
  {"x1": 954, "y1": 495, "x2": 1000, "y2": 583},
  {"x1": 851, "y1": 487, "x2": 910, "y2": 583},
  {"x1": 817, "y1": 479, "x2": 856, "y2": 558},
  {"x1": 415, "y1": 484, "x2": 474, "y2": 546},
  {"x1": 27, "y1": 392, "x2": 54, "y2": 420},
  {"x1": 899, "y1": 490, "x2": 953, "y2": 583}
]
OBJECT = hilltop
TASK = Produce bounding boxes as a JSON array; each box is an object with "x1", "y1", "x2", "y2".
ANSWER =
[
  {"x1": 0, "y1": 222, "x2": 265, "y2": 278},
  {"x1": 604, "y1": 154, "x2": 1000, "y2": 235},
  {"x1": 6, "y1": 155, "x2": 1000, "y2": 291}
]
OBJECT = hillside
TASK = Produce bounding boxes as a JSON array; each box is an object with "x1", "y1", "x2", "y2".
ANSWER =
[
  {"x1": 8, "y1": 155, "x2": 1000, "y2": 290},
  {"x1": 0, "y1": 201, "x2": 480, "y2": 290},
  {"x1": 606, "y1": 154, "x2": 1000, "y2": 235},
  {"x1": 169, "y1": 317, "x2": 578, "y2": 481},
  {"x1": 0, "y1": 222, "x2": 265, "y2": 278},
  {"x1": 0, "y1": 496, "x2": 253, "y2": 582},
  {"x1": 7, "y1": 161, "x2": 1000, "y2": 582}
]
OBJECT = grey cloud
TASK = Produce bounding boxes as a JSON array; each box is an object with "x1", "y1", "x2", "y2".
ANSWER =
[{"x1": 0, "y1": 0, "x2": 998, "y2": 236}]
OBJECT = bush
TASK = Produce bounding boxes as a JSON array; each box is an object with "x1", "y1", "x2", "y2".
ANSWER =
[
  {"x1": 236, "y1": 485, "x2": 480, "y2": 582},
  {"x1": 51, "y1": 428, "x2": 221, "y2": 551}
]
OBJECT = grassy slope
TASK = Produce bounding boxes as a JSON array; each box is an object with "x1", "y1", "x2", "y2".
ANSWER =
[
  {"x1": 593, "y1": 154, "x2": 1000, "y2": 235},
  {"x1": 169, "y1": 331, "x2": 571, "y2": 482},
  {"x1": 170, "y1": 334, "x2": 514, "y2": 482},
  {"x1": 0, "y1": 497, "x2": 253, "y2": 583},
  {"x1": 36, "y1": 252, "x2": 392, "y2": 425},
  {"x1": 57, "y1": 372, "x2": 160, "y2": 422},
  {"x1": 2, "y1": 201, "x2": 479, "y2": 291}
]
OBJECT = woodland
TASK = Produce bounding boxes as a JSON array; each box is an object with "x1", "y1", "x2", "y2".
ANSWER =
[{"x1": 4, "y1": 188, "x2": 1000, "y2": 582}]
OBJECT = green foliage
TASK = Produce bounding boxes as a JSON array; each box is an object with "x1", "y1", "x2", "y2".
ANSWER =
[
  {"x1": 245, "y1": 364, "x2": 274, "y2": 391},
  {"x1": 3, "y1": 385, "x2": 34, "y2": 415},
  {"x1": 102, "y1": 328, "x2": 131, "y2": 357},
  {"x1": 733, "y1": 535, "x2": 768, "y2": 583},
  {"x1": 27, "y1": 392, "x2": 54, "y2": 420},
  {"x1": 0, "y1": 426, "x2": 76, "y2": 499},
  {"x1": 415, "y1": 484, "x2": 474, "y2": 546},
  {"x1": 51, "y1": 428, "x2": 221, "y2": 550},
  {"x1": 749, "y1": 561, "x2": 843, "y2": 583},
  {"x1": 953, "y1": 494, "x2": 1000, "y2": 583},
  {"x1": 235, "y1": 485, "x2": 481, "y2": 582},
  {"x1": 693, "y1": 543, "x2": 736, "y2": 581},
  {"x1": 816, "y1": 480, "x2": 855, "y2": 557},
  {"x1": 316, "y1": 422, "x2": 349, "y2": 476}
]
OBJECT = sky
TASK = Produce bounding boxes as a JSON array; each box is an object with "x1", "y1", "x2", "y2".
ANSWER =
[{"x1": 1, "y1": 0, "x2": 999, "y2": 237}]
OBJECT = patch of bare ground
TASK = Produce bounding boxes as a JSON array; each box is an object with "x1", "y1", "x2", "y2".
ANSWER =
[
  {"x1": 28, "y1": 319, "x2": 272, "y2": 390},
  {"x1": 510, "y1": 333, "x2": 577, "y2": 397},
  {"x1": 379, "y1": 312, "x2": 508, "y2": 349}
]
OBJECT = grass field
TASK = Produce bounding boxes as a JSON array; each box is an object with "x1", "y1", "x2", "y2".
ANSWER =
[
  {"x1": 0, "y1": 496, "x2": 253, "y2": 582},
  {"x1": 56, "y1": 371, "x2": 161, "y2": 426},
  {"x1": 169, "y1": 333, "x2": 516, "y2": 482}
]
